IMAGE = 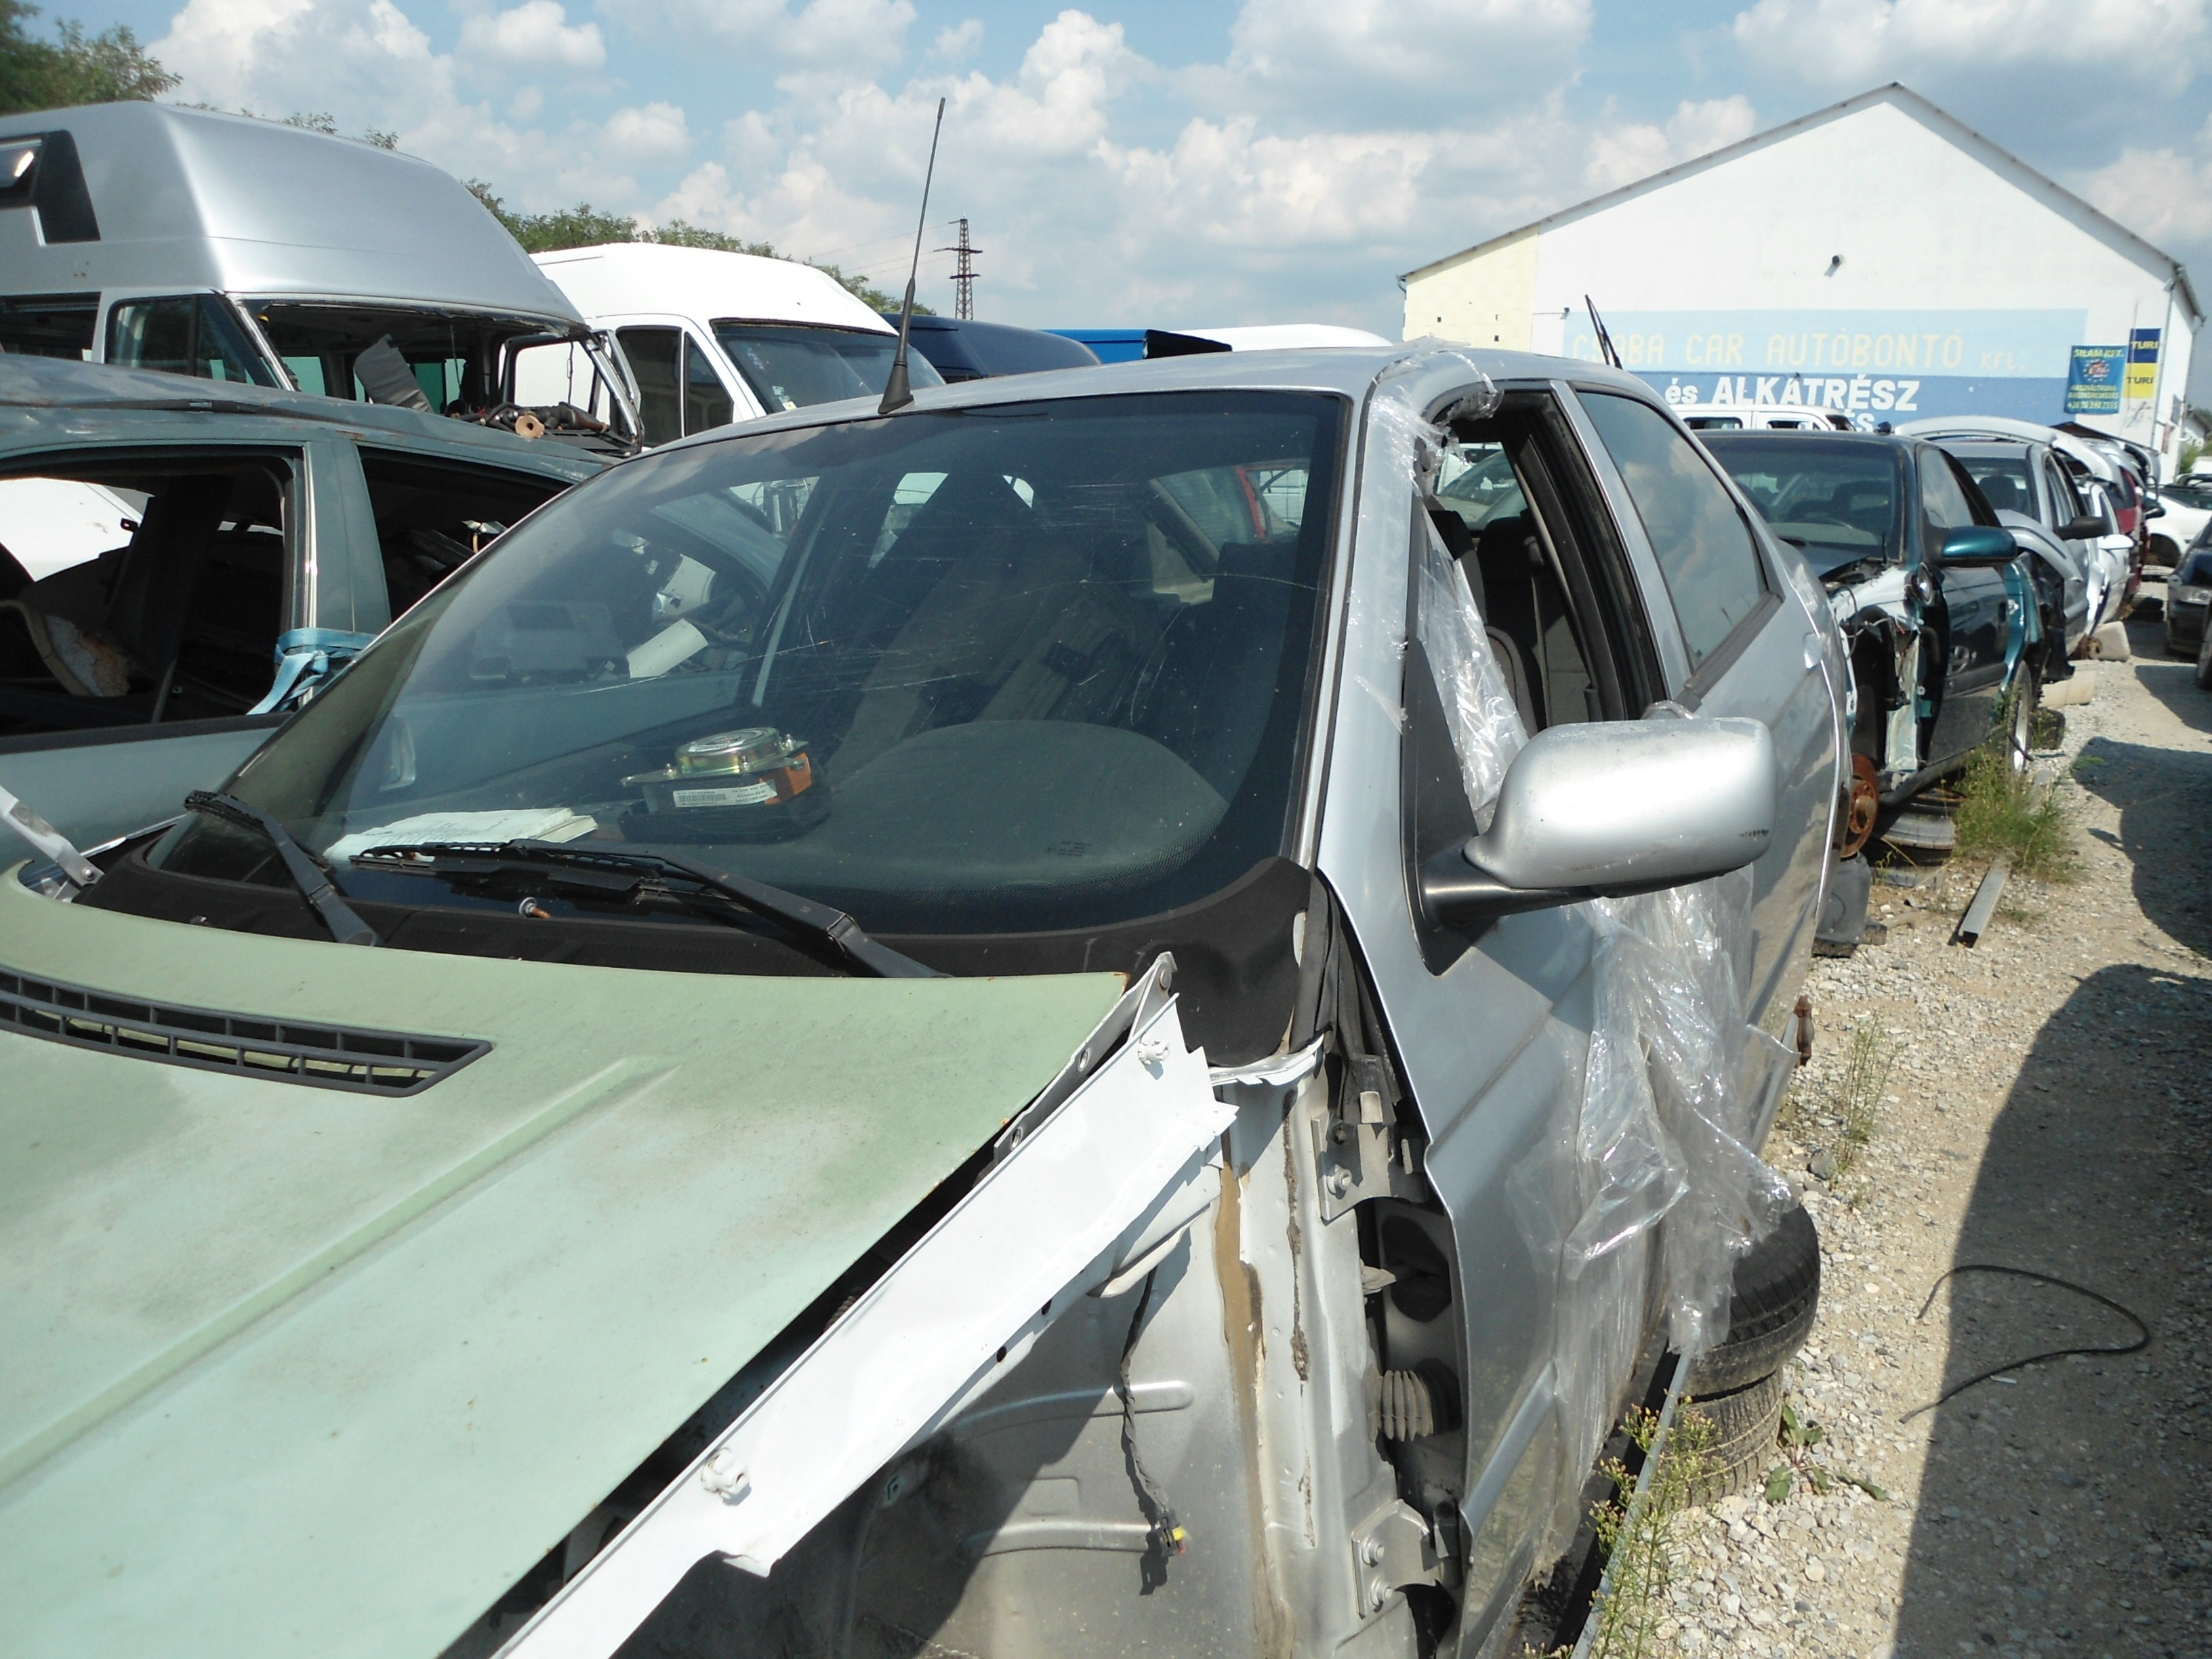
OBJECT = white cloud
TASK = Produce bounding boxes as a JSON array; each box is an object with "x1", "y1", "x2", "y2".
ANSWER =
[
  {"x1": 2070, "y1": 113, "x2": 2212, "y2": 252},
  {"x1": 601, "y1": 100, "x2": 691, "y2": 163},
  {"x1": 600, "y1": 0, "x2": 916, "y2": 73},
  {"x1": 930, "y1": 18, "x2": 983, "y2": 63},
  {"x1": 1582, "y1": 96, "x2": 1759, "y2": 191},
  {"x1": 458, "y1": 1, "x2": 605, "y2": 71},
  {"x1": 1733, "y1": 0, "x2": 2212, "y2": 95},
  {"x1": 1205, "y1": 0, "x2": 1591, "y2": 121}
]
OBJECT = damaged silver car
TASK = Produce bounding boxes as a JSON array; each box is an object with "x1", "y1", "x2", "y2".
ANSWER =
[{"x1": 0, "y1": 344, "x2": 1844, "y2": 1659}]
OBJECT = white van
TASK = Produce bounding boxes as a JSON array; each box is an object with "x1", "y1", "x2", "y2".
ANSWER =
[
  {"x1": 0, "y1": 102, "x2": 637, "y2": 441},
  {"x1": 525, "y1": 243, "x2": 945, "y2": 445}
]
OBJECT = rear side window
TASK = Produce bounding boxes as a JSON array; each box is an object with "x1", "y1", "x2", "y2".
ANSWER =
[
  {"x1": 357, "y1": 449, "x2": 569, "y2": 618},
  {"x1": 106, "y1": 296, "x2": 281, "y2": 387},
  {"x1": 1580, "y1": 392, "x2": 1767, "y2": 670}
]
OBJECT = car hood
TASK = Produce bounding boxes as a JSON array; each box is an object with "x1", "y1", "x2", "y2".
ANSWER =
[{"x1": 0, "y1": 871, "x2": 1123, "y2": 1659}]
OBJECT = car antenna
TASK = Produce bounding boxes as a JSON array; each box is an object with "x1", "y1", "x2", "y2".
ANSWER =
[
  {"x1": 1584, "y1": 295, "x2": 1622, "y2": 369},
  {"x1": 878, "y1": 96, "x2": 946, "y2": 417}
]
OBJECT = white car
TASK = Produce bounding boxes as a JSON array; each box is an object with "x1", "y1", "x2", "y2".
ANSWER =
[
  {"x1": 2152, "y1": 475, "x2": 2212, "y2": 568},
  {"x1": 1683, "y1": 407, "x2": 1853, "y2": 433}
]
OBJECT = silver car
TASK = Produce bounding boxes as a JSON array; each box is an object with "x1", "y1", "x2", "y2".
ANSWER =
[{"x1": 0, "y1": 344, "x2": 1843, "y2": 1659}]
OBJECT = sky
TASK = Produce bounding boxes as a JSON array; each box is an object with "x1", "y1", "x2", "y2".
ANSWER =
[{"x1": 77, "y1": 0, "x2": 2212, "y2": 345}]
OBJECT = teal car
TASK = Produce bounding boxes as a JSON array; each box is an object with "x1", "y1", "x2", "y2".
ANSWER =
[{"x1": 0, "y1": 353, "x2": 605, "y2": 861}]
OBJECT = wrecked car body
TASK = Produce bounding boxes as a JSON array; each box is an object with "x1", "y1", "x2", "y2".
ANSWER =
[
  {"x1": 1704, "y1": 430, "x2": 2045, "y2": 859},
  {"x1": 0, "y1": 102, "x2": 638, "y2": 447},
  {"x1": 0, "y1": 353, "x2": 604, "y2": 860},
  {"x1": 0, "y1": 344, "x2": 1843, "y2": 1659}
]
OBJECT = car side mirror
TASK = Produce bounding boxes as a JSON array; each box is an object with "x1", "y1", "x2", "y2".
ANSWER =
[
  {"x1": 2144, "y1": 501, "x2": 2166, "y2": 520},
  {"x1": 1938, "y1": 525, "x2": 2020, "y2": 566},
  {"x1": 1419, "y1": 717, "x2": 1778, "y2": 931},
  {"x1": 2059, "y1": 513, "x2": 2114, "y2": 541}
]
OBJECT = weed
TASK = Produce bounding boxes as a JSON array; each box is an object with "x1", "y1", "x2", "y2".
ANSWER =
[
  {"x1": 1953, "y1": 725, "x2": 2074, "y2": 882},
  {"x1": 1763, "y1": 1399, "x2": 1889, "y2": 1504},
  {"x1": 1809, "y1": 1024, "x2": 1892, "y2": 1185},
  {"x1": 1582, "y1": 1405, "x2": 1719, "y2": 1659}
]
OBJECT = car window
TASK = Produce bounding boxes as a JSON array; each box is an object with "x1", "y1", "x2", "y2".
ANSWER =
[
  {"x1": 1919, "y1": 447, "x2": 1978, "y2": 537},
  {"x1": 0, "y1": 291, "x2": 96, "y2": 360},
  {"x1": 356, "y1": 449, "x2": 572, "y2": 619},
  {"x1": 1957, "y1": 455, "x2": 2034, "y2": 518},
  {"x1": 617, "y1": 327, "x2": 685, "y2": 447},
  {"x1": 183, "y1": 390, "x2": 1343, "y2": 937},
  {"x1": 684, "y1": 335, "x2": 734, "y2": 434},
  {"x1": 2046, "y1": 458, "x2": 2086, "y2": 523},
  {"x1": 1700, "y1": 434, "x2": 1899, "y2": 579},
  {"x1": 1580, "y1": 392, "x2": 1767, "y2": 670},
  {"x1": 106, "y1": 296, "x2": 282, "y2": 388},
  {"x1": 0, "y1": 453, "x2": 291, "y2": 731},
  {"x1": 2177, "y1": 550, "x2": 2212, "y2": 585}
]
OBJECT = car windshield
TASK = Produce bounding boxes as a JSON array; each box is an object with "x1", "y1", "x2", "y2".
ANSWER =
[
  {"x1": 712, "y1": 323, "x2": 945, "y2": 413},
  {"x1": 1954, "y1": 453, "x2": 2035, "y2": 517},
  {"x1": 1702, "y1": 434, "x2": 1901, "y2": 575},
  {"x1": 2177, "y1": 550, "x2": 2212, "y2": 586},
  {"x1": 155, "y1": 390, "x2": 1343, "y2": 937},
  {"x1": 2164, "y1": 481, "x2": 2212, "y2": 510}
]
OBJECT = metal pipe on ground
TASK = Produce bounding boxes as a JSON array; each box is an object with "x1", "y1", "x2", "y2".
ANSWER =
[{"x1": 1952, "y1": 856, "x2": 2012, "y2": 947}]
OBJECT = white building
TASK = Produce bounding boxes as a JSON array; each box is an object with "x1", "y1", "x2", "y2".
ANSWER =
[{"x1": 1403, "y1": 85, "x2": 2201, "y2": 465}]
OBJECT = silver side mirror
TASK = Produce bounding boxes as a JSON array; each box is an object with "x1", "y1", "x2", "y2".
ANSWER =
[{"x1": 1420, "y1": 716, "x2": 1778, "y2": 929}]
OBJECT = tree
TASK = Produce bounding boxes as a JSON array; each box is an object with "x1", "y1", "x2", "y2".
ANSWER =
[
  {"x1": 466, "y1": 180, "x2": 924, "y2": 314},
  {"x1": 0, "y1": 0, "x2": 176, "y2": 116}
]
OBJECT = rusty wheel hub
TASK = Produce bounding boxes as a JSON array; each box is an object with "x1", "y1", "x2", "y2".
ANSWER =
[{"x1": 1840, "y1": 755, "x2": 1880, "y2": 858}]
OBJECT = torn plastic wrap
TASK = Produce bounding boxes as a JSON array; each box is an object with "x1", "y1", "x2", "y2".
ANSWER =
[
  {"x1": 1535, "y1": 859, "x2": 1796, "y2": 1560},
  {"x1": 1372, "y1": 367, "x2": 1521, "y2": 814}
]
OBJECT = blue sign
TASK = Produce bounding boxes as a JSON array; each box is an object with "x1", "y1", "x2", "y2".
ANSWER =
[
  {"x1": 2067, "y1": 345, "x2": 2125, "y2": 414},
  {"x1": 2129, "y1": 327, "x2": 2162, "y2": 363}
]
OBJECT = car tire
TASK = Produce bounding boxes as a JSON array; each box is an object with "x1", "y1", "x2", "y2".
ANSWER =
[
  {"x1": 1683, "y1": 1368, "x2": 1788, "y2": 1502},
  {"x1": 1683, "y1": 1202, "x2": 1820, "y2": 1396}
]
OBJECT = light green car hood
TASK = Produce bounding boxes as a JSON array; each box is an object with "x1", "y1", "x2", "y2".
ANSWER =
[{"x1": 0, "y1": 873, "x2": 1122, "y2": 1659}]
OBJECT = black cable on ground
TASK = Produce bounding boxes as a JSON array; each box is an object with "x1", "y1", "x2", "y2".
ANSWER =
[
  {"x1": 1118, "y1": 1269, "x2": 1186, "y2": 1589},
  {"x1": 1900, "y1": 1264, "x2": 2152, "y2": 1421}
]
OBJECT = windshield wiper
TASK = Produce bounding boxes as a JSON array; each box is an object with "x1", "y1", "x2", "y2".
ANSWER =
[
  {"x1": 349, "y1": 840, "x2": 942, "y2": 979},
  {"x1": 185, "y1": 792, "x2": 379, "y2": 947}
]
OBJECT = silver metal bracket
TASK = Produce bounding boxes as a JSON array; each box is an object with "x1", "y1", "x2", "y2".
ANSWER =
[
  {"x1": 1313, "y1": 1083, "x2": 1394, "y2": 1222},
  {"x1": 1349, "y1": 1500, "x2": 1444, "y2": 1616}
]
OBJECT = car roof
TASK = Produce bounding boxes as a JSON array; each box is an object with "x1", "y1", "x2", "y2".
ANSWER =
[
  {"x1": 638, "y1": 340, "x2": 1666, "y2": 455},
  {"x1": 0, "y1": 353, "x2": 605, "y2": 479}
]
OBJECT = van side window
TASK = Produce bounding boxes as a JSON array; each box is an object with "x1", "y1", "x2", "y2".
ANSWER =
[
  {"x1": 1578, "y1": 391, "x2": 1767, "y2": 670},
  {"x1": 0, "y1": 292, "x2": 96, "y2": 360},
  {"x1": 618, "y1": 327, "x2": 687, "y2": 445},
  {"x1": 685, "y1": 337, "x2": 733, "y2": 433},
  {"x1": 106, "y1": 297, "x2": 281, "y2": 388}
]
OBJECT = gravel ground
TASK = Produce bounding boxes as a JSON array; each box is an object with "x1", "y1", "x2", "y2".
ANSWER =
[{"x1": 1654, "y1": 598, "x2": 2212, "y2": 1659}]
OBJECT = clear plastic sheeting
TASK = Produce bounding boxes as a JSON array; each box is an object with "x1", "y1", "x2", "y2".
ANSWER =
[
  {"x1": 1537, "y1": 856, "x2": 1796, "y2": 1560},
  {"x1": 1371, "y1": 371, "x2": 1523, "y2": 815},
  {"x1": 1416, "y1": 515, "x2": 1527, "y2": 821}
]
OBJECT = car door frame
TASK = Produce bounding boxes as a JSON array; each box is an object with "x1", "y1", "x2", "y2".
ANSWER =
[
  {"x1": 1309, "y1": 363, "x2": 1702, "y2": 1655},
  {"x1": 1551, "y1": 382, "x2": 1843, "y2": 1032}
]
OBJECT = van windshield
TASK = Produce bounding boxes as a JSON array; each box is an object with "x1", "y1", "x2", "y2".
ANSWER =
[
  {"x1": 155, "y1": 390, "x2": 1343, "y2": 937},
  {"x1": 713, "y1": 323, "x2": 944, "y2": 413}
]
